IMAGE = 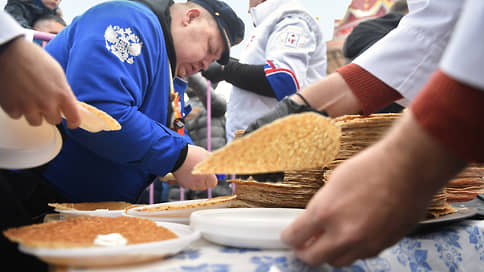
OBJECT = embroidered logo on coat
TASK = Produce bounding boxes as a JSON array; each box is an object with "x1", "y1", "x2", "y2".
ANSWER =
[
  {"x1": 104, "y1": 25, "x2": 143, "y2": 64},
  {"x1": 284, "y1": 31, "x2": 301, "y2": 48}
]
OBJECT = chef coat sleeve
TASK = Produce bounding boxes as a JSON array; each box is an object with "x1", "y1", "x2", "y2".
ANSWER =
[
  {"x1": 440, "y1": 0, "x2": 484, "y2": 90},
  {"x1": 0, "y1": 11, "x2": 25, "y2": 46},
  {"x1": 353, "y1": 0, "x2": 463, "y2": 101},
  {"x1": 264, "y1": 14, "x2": 320, "y2": 100},
  {"x1": 411, "y1": 0, "x2": 484, "y2": 163}
]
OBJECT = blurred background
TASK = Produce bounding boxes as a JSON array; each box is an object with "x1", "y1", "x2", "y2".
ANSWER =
[{"x1": 0, "y1": 0, "x2": 351, "y2": 59}]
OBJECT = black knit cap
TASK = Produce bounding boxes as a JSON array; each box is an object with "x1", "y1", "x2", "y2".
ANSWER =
[{"x1": 189, "y1": 0, "x2": 244, "y2": 65}]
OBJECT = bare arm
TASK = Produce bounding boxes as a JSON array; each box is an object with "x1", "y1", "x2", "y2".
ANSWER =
[{"x1": 290, "y1": 72, "x2": 362, "y2": 117}]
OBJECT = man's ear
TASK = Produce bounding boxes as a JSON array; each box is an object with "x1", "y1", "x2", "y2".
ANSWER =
[{"x1": 183, "y1": 8, "x2": 202, "y2": 26}]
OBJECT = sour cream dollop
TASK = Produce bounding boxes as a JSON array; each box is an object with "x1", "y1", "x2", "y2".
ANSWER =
[{"x1": 93, "y1": 233, "x2": 128, "y2": 247}]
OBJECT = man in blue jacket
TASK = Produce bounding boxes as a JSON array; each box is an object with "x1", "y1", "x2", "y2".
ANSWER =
[
  {"x1": 39, "y1": 0, "x2": 244, "y2": 203},
  {"x1": 3, "y1": 0, "x2": 243, "y2": 269}
]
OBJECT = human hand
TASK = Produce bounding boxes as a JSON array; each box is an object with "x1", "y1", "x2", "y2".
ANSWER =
[
  {"x1": 174, "y1": 145, "x2": 217, "y2": 190},
  {"x1": 281, "y1": 148, "x2": 424, "y2": 267},
  {"x1": 201, "y1": 62, "x2": 225, "y2": 83},
  {"x1": 0, "y1": 37, "x2": 81, "y2": 129},
  {"x1": 245, "y1": 96, "x2": 327, "y2": 134},
  {"x1": 280, "y1": 112, "x2": 465, "y2": 267}
]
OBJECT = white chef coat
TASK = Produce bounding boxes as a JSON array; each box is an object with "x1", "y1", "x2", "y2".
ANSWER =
[
  {"x1": 0, "y1": 11, "x2": 25, "y2": 45},
  {"x1": 225, "y1": 0, "x2": 327, "y2": 142},
  {"x1": 440, "y1": 0, "x2": 484, "y2": 90},
  {"x1": 354, "y1": 0, "x2": 484, "y2": 101}
]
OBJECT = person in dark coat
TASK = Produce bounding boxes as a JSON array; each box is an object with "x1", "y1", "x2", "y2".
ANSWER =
[
  {"x1": 343, "y1": 0, "x2": 408, "y2": 62},
  {"x1": 343, "y1": 0, "x2": 408, "y2": 113},
  {"x1": 4, "y1": 0, "x2": 62, "y2": 29}
]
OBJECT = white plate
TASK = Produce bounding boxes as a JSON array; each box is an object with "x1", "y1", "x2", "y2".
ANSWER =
[
  {"x1": 124, "y1": 213, "x2": 190, "y2": 224},
  {"x1": 190, "y1": 208, "x2": 304, "y2": 249},
  {"x1": 125, "y1": 198, "x2": 234, "y2": 224},
  {"x1": 19, "y1": 221, "x2": 200, "y2": 267},
  {"x1": 418, "y1": 207, "x2": 477, "y2": 225},
  {"x1": 0, "y1": 108, "x2": 62, "y2": 169}
]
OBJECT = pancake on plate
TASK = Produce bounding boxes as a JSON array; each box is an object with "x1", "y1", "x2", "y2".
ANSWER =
[
  {"x1": 48, "y1": 201, "x2": 132, "y2": 211},
  {"x1": 130, "y1": 195, "x2": 236, "y2": 212},
  {"x1": 3, "y1": 216, "x2": 178, "y2": 248}
]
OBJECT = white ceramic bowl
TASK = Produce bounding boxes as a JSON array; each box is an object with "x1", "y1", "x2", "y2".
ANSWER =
[{"x1": 0, "y1": 108, "x2": 62, "y2": 169}]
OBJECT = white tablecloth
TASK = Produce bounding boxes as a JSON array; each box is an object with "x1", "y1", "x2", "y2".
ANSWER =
[{"x1": 69, "y1": 220, "x2": 484, "y2": 272}]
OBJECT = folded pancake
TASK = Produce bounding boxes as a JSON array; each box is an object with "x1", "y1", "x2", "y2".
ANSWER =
[
  {"x1": 48, "y1": 201, "x2": 132, "y2": 211},
  {"x1": 78, "y1": 101, "x2": 121, "y2": 131},
  {"x1": 193, "y1": 112, "x2": 341, "y2": 174},
  {"x1": 129, "y1": 195, "x2": 236, "y2": 212}
]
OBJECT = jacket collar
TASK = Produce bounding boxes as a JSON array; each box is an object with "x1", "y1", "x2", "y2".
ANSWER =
[{"x1": 131, "y1": 0, "x2": 177, "y2": 76}]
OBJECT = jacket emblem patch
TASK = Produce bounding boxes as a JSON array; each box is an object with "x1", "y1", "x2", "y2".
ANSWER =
[
  {"x1": 104, "y1": 25, "x2": 143, "y2": 64},
  {"x1": 284, "y1": 31, "x2": 301, "y2": 48}
]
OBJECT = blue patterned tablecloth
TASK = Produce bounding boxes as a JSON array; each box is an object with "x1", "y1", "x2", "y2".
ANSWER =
[{"x1": 70, "y1": 220, "x2": 484, "y2": 272}]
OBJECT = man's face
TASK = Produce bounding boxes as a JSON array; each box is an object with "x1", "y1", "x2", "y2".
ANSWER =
[
  {"x1": 42, "y1": 0, "x2": 61, "y2": 10},
  {"x1": 249, "y1": 0, "x2": 265, "y2": 10},
  {"x1": 173, "y1": 10, "x2": 225, "y2": 77}
]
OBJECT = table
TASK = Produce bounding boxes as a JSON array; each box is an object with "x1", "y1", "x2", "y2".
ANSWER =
[{"x1": 64, "y1": 219, "x2": 484, "y2": 272}]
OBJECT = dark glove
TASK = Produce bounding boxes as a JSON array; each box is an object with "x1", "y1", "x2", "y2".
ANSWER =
[
  {"x1": 201, "y1": 62, "x2": 225, "y2": 83},
  {"x1": 244, "y1": 96, "x2": 328, "y2": 135}
]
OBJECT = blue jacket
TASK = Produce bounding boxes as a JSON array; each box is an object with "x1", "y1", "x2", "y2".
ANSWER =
[{"x1": 43, "y1": 1, "x2": 191, "y2": 202}]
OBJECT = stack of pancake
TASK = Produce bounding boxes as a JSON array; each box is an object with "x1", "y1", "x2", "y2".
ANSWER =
[
  {"x1": 228, "y1": 168, "x2": 326, "y2": 208},
  {"x1": 446, "y1": 163, "x2": 484, "y2": 202},
  {"x1": 426, "y1": 187, "x2": 456, "y2": 219},
  {"x1": 200, "y1": 112, "x2": 483, "y2": 218},
  {"x1": 229, "y1": 178, "x2": 317, "y2": 208},
  {"x1": 247, "y1": 113, "x2": 478, "y2": 218},
  {"x1": 323, "y1": 113, "x2": 402, "y2": 177},
  {"x1": 229, "y1": 114, "x2": 400, "y2": 209}
]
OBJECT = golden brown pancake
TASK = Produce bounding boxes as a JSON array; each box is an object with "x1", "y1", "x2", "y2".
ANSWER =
[{"x1": 3, "y1": 216, "x2": 178, "y2": 248}]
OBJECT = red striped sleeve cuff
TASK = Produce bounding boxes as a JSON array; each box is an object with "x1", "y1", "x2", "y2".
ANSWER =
[
  {"x1": 337, "y1": 63, "x2": 402, "y2": 115},
  {"x1": 411, "y1": 70, "x2": 484, "y2": 162}
]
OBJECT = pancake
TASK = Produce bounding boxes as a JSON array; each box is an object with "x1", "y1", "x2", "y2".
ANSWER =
[
  {"x1": 48, "y1": 201, "x2": 132, "y2": 211},
  {"x1": 130, "y1": 195, "x2": 236, "y2": 212},
  {"x1": 77, "y1": 101, "x2": 121, "y2": 131},
  {"x1": 193, "y1": 112, "x2": 341, "y2": 174},
  {"x1": 3, "y1": 216, "x2": 178, "y2": 249}
]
